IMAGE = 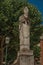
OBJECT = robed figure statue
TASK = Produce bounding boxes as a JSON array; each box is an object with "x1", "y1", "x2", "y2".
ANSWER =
[{"x1": 19, "y1": 7, "x2": 30, "y2": 51}]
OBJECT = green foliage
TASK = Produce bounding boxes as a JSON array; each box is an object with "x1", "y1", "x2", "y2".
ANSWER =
[
  {"x1": 0, "y1": 0, "x2": 42, "y2": 64},
  {"x1": 27, "y1": 4, "x2": 42, "y2": 49},
  {"x1": 33, "y1": 46, "x2": 40, "y2": 58}
]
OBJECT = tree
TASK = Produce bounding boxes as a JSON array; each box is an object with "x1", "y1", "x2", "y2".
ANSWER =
[
  {"x1": 0, "y1": 0, "x2": 42, "y2": 64},
  {"x1": 0, "y1": 0, "x2": 28, "y2": 64},
  {"x1": 27, "y1": 4, "x2": 42, "y2": 49},
  {"x1": 33, "y1": 45, "x2": 40, "y2": 64},
  {"x1": 34, "y1": 46, "x2": 40, "y2": 59}
]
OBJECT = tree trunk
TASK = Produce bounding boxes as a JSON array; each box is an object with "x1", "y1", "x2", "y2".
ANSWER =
[{"x1": 0, "y1": 36, "x2": 4, "y2": 65}]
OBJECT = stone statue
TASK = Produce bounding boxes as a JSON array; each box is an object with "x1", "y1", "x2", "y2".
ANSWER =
[
  {"x1": 19, "y1": 7, "x2": 30, "y2": 51},
  {"x1": 11, "y1": 7, "x2": 34, "y2": 65}
]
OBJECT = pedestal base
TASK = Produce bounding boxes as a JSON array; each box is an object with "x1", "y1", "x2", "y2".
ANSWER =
[{"x1": 18, "y1": 50, "x2": 34, "y2": 65}]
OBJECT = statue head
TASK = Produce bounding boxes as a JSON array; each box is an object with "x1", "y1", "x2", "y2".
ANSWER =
[{"x1": 24, "y1": 7, "x2": 29, "y2": 18}]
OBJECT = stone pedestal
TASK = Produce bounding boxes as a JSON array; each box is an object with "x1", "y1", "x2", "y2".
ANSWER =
[{"x1": 18, "y1": 50, "x2": 34, "y2": 65}]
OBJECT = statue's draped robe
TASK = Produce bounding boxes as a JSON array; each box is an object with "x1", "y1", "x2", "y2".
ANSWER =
[{"x1": 19, "y1": 15, "x2": 30, "y2": 50}]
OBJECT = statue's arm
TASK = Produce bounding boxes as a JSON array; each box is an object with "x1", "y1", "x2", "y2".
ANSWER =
[{"x1": 19, "y1": 16, "x2": 23, "y2": 30}]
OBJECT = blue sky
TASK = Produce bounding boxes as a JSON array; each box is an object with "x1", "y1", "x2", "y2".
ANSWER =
[
  {"x1": 29, "y1": 0, "x2": 43, "y2": 16},
  {"x1": 28, "y1": 0, "x2": 43, "y2": 23}
]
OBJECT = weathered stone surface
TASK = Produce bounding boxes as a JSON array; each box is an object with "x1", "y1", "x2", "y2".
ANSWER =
[
  {"x1": 19, "y1": 7, "x2": 30, "y2": 51},
  {"x1": 18, "y1": 6, "x2": 34, "y2": 65},
  {"x1": 18, "y1": 50, "x2": 34, "y2": 65}
]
